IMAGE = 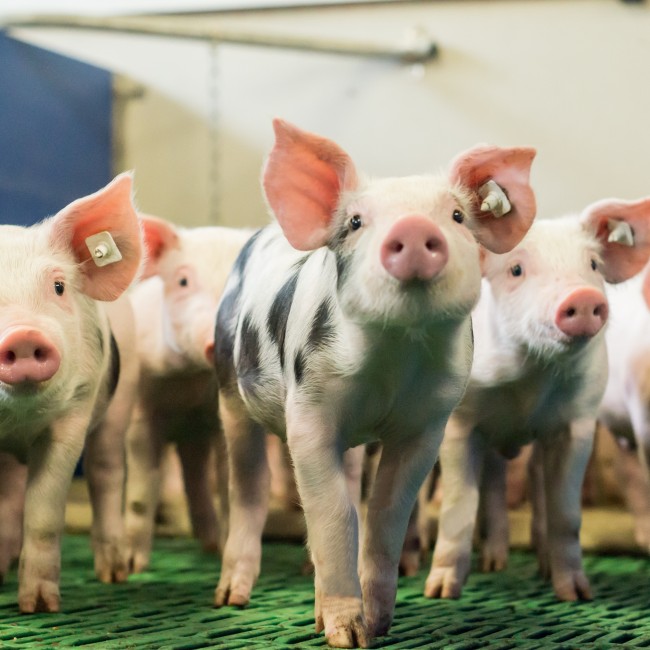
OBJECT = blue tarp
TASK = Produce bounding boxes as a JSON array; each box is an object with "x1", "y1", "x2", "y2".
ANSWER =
[{"x1": 0, "y1": 31, "x2": 112, "y2": 226}]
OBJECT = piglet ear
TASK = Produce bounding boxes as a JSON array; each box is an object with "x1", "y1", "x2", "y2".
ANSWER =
[
  {"x1": 450, "y1": 145, "x2": 537, "y2": 254},
  {"x1": 50, "y1": 173, "x2": 142, "y2": 301},
  {"x1": 139, "y1": 214, "x2": 181, "y2": 279},
  {"x1": 263, "y1": 119, "x2": 358, "y2": 251},
  {"x1": 580, "y1": 197, "x2": 650, "y2": 283}
]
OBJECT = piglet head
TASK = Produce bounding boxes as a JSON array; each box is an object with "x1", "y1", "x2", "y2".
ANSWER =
[
  {"x1": 139, "y1": 214, "x2": 251, "y2": 370},
  {"x1": 49, "y1": 173, "x2": 142, "y2": 301},
  {"x1": 263, "y1": 119, "x2": 537, "y2": 326}
]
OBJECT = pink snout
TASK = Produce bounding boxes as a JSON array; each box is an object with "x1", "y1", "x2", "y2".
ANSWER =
[
  {"x1": 0, "y1": 328, "x2": 61, "y2": 385},
  {"x1": 555, "y1": 287, "x2": 608, "y2": 338},
  {"x1": 381, "y1": 215, "x2": 449, "y2": 282}
]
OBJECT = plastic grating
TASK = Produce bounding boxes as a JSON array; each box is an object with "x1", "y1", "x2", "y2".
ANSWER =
[{"x1": 1, "y1": 537, "x2": 650, "y2": 649}]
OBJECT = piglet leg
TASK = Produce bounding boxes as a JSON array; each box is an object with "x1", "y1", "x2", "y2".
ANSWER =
[
  {"x1": 0, "y1": 453, "x2": 26, "y2": 582},
  {"x1": 425, "y1": 422, "x2": 484, "y2": 599},
  {"x1": 477, "y1": 448, "x2": 509, "y2": 572},
  {"x1": 177, "y1": 435, "x2": 221, "y2": 553},
  {"x1": 84, "y1": 416, "x2": 129, "y2": 583},
  {"x1": 528, "y1": 442, "x2": 549, "y2": 576},
  {"x1": 19, "y1": 412, "x2": 89, "y2": 613},
  {"x1": 612, "y1": 438, "x2": 650, "y2": 551},
  {"x1": 539, "y1": 419, "x2": 594, "y2": 601},
  {"x1": 287, "y1": 406, "x2": 368, "y2": 649},
  {"x1": 361, "y1": 430, "x2": 441, "y2": 638},
  {"x1": 214, "y1": 394, "x2": 269, "y2": 608},
  {"x1": 124, "y1": 405, "x2": 164, "y2": 573}
]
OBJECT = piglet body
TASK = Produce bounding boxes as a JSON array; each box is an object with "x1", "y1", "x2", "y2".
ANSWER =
[
  {"x1": 426, "y1": 198, "x2": 650, "y2": 603},
  {"x1": 0, "y1": 174, "x2": 142, "y2": 612},
  {"x1": 124, "y1": 218, "x2": 252, "y2": 572},
  {"x1": 214, "y1": 119, "x2": 537, "y2": 647}
]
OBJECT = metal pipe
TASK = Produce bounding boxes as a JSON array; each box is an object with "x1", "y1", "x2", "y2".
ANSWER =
[{"x1": 4, "y1": 14, "x2": 438, "y2": 63}]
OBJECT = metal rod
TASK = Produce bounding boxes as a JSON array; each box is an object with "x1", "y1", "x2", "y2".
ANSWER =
[{"x1": 4, "y1": 14, "x2": 438, "y2": 63}]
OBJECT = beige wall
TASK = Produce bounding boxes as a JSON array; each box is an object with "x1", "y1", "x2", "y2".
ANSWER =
[{"x1": 10, "y1": 0, "x2": 650, "y2": 228}]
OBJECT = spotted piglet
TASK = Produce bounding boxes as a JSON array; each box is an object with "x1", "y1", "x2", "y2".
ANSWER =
[
  {"x1": 124, "y1": 216, "x2": 252, "y2": 572},
  {"x1": 425, "y1": 197, "x2": 650, "y2": 603},
  {"x1": 599, "y1": 254, "x2": 650, "y2": 552},
  {"x1": 213, "y1": 119, "x2": 537, "y2": 647},
  {"x1": 0, "y1": 174, "x2": 142, "y2": 612}
]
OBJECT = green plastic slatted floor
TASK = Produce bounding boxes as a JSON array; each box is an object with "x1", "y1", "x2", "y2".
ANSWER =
[{"x1": 1, "y1": 536, "x2": 650, "y2": 649}]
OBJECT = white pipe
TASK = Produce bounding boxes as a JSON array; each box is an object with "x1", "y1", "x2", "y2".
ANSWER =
[{"x1": 3, "y1": 14, "x2": 438, "y2": 63}]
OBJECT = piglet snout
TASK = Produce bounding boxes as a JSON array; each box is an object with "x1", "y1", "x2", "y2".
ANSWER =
[
  {"x1": 381, "y1": 216, "x2": 448, "y2": 282},
  {"x1": 555, "y1": 288, "x2": 608, "y2": 338},
  {"x1": 0, "y1": 328, "x2": 61, "y2": 385}
]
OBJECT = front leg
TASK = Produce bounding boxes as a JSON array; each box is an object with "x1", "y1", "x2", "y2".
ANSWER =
[
  {"x1": 286, "y1": 404, "x2": 368, "y2": 649},
  {"x1": 19, "y1": 412, "x2": 89, "y2": 612},
  {"x1": 124, "y1": 403, "x2": 165, "y2": 573},
  {"x1": 425, "y1": 420, "x2": 484, "y2": 600},
  {"x1": 540, "y1": 419, "x2": 594, "y2": 601},
  {"x1": 360, "y1": 428, "x2": 441, "y2": 638},
  {"x1": 0, "y1": 453, "x2": 26, "y2": 582},
  {"x1": 214, "y1": 393, "x2": 269, "y2": 608},
  {"x1": 84, "y1": 381, "x2": 135, "y2": 583},
  {"x1": 177, "y1": 434, "x2": 221, "y2": 553},
  {"x1": 477, "y1": 448, "x2": 509, "y2": 572}
]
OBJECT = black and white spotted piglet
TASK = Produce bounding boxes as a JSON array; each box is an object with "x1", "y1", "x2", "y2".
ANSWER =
[{"x1": 213, "y1": 119, "x2": 537, "y2": 648}]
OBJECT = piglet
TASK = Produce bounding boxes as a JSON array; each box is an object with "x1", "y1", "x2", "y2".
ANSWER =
[
  {"x1": 425, "y1": 197, "x2": 650, "y2": 602},
  {"x1": 213, "y1": 119, "x2": 537, "y2": 647},
  {"x1": 0, "y1": 174, "x2": 142, "y2": 612},
  {"x1": 124, "y1": 216, "x2": 252, "y2": 572},
  {"x1": 599, "y1": 253, "x2": 650, "y2": 551}
]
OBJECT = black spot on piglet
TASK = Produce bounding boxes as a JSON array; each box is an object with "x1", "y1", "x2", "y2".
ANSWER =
[
  {"x1": 237, "y1": 314, "x2": 261, "y2": 395},
  {"x1": 268, "y1": 273, "x2": 299, "y2": 369}
]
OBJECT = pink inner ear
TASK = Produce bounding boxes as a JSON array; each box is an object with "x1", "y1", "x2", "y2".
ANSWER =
[
  {"x1": 581, "y1": 197, "x2": 650, "y2": 283},
  {"x1": 139, "y1": 214, "x2": 180, "y2": 279},
  {"x1": 52, "y1": 173, "x2": 142, "y2": 301},
  {"x1": 450, "y1": 145, "x2": 537, "y2": 254},
  {"x1": 263, "y1": 119, "x2": 358, "y2": 251}
]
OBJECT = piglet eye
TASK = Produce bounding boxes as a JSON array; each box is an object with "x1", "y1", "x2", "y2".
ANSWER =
[
  {"x1": 179, "y1": 277, "x2": 189, "y2": 288},
  {"x1": 452, "y1": 209, "x2": 464, "y2": 224},
  {"x1": 590, "y1": 259, "x2": 597, "y2": 271},
  {"x1": 510, "y1": 264, "x2": 523, "y2": 277},
  {"x1": 54, "y1": 281, "x2": 65, "y2": 296},
  {"x1": 349, "y1": 215, "x2": 363, "y2": 231}
]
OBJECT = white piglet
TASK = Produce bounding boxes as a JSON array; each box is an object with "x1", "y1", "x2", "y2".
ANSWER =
[
  {"x1": 426, "y1": 197, "x2": 650, "y2": 603},
  {"x1": 599, "y1": 257, "x2": 650, "y2": 551},
  {"x1": 125, "y1": 216, "x2": 252, "y2": 572},
  {"x1": 213, "y1": 119, "x2": 537, "y2": 647},
  {"x1": 0, "y1": 174, "x2": 142, "y2": 612}
]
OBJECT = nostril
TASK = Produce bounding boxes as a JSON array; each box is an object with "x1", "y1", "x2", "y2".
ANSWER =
[
  {"x1": 594, "y1": 304, "x2": 604, "y2": 317},
  {"x1": 4, "y1": 351, "x2": 16, "y2": 364},
  {"x1": 566, "y1": 307, "x2": 576, "y2": 318},
  {"x1": 388, "y1": 241, "x2": 404, "y2": 254},
  {"x1": 425, "y1": 238, "x2": 439, "y2": 252},
  {"x1": 34, "y1": 348, "x2": 46, "y2": 361}
]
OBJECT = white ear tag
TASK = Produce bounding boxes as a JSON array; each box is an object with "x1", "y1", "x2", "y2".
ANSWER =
[
  {"x1": 85, "y1": 231, "x2": 123, "y2": 267},
  {"x1": 607, "y1": 219, "x2": 635, "y2": 247},
  {"x1": 479, "y1": 180, "x2": 512, "y2": 218}
]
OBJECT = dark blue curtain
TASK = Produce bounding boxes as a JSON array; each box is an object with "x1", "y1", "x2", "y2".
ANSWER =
[{"x1": 0, "y1": 31, "x2": 112, "y2": 226}]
